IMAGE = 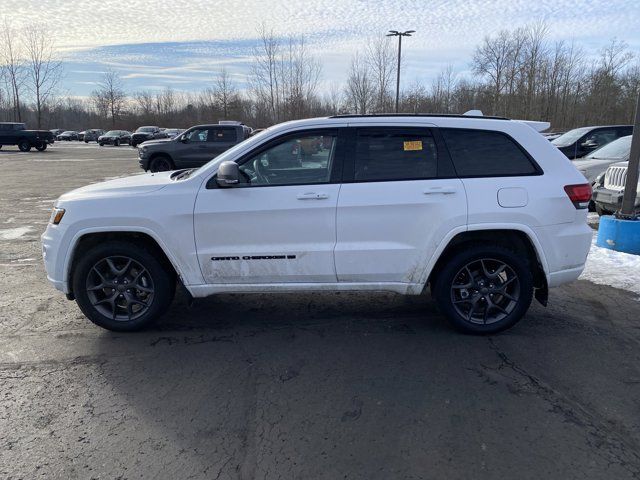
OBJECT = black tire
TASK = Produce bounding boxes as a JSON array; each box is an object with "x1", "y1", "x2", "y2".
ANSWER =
[
  {"x1": 35, "y1": 142, "x2": 47, "y2": 151},
  {"x1": 99, "y1": 142, "x2": 104, "y2": 147},
  {"x1": 149, "y1": 155, "x2": 174, "y2": 172},
  {"x1": 85, "y1": 140, "x2": 89, "y2": 143},
  {"x1": 114, "y1": 139, "x2": 120, "y2": 147},
  {"x1": 433, "y1": 245, "x2": 534, "y2": 334},
  {"x1": 18, "y1": 140, "x2": 31, "y2": 152},
  {"x1": 72, "y1": 240, "x2": 176, "y2": 331},
  {"x1": 595, "y1": 204, "x2": 612, "y2": 216}
]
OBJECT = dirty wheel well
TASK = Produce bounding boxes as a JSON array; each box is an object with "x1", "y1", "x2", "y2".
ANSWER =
[
  {"x1": 67, "y1": 232, "x2": 177, "y2": 299},
  {"x1": 428, "y1": 230, "x2": 546, "y2": 290}
]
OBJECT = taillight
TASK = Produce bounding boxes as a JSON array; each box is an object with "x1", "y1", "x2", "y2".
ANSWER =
[{"x1": 564, "y1": 183, "x2": 592, "y2": 209}]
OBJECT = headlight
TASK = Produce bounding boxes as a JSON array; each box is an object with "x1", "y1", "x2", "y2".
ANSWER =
[{"x1": 50, "y1": 207, "x2": 65, "y2": 225}]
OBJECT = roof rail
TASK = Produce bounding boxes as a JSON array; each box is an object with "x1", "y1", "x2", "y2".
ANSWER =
[{"x1": 328, "y1": 113, "x2": 510, "y2": 120}]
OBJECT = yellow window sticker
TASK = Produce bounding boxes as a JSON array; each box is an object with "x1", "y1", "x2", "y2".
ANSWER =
[{"x1": 403, "y1": 140, "x2": 423, "y2": 151}]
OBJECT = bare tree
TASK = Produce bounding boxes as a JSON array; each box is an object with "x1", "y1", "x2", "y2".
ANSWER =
[
  {"x1": 213, "y1": 67, "x2": 238, "y2": 119},
  {"x1": 345, "y1": 53, "x2": 374, "y2": 114},
  {"x1": 431, "y1": 65, "x2": 457, "y2": 113},
  {"x1": 366, "y1": 36, "x2": 395, "y2": 112},
  {"x1": 92, "y1": 71, "x2": 126, "y2": 127},
  {"x1": 1, "y1": 19, "x2": 26, "y2": 121},
  {"x1": 22, "y1": 24, "x2": 61, "y2": 128},
  {"x1": 472, "y1": 30, "x2": 514, "y2": 115},
  {"x1": 251, "y1": 23, "x2": 281, "y2": 123}
]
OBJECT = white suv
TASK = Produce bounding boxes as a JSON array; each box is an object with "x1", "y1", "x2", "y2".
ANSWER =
[{"x1": 42, "y1": 114, "x2": 593, "y2": 334}]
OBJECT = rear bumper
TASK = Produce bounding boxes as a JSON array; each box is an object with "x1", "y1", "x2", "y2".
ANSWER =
[{"x1": 532, "y1": 220, "x2": 592, "y2": 287}]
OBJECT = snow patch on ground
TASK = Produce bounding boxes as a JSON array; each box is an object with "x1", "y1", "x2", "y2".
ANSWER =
[
  {"x1": 580, "y1": 232, "x2": 640, "y2": 296},
  {"x1": 0, "y1": 226, "x2": 33, "y2": 240}
]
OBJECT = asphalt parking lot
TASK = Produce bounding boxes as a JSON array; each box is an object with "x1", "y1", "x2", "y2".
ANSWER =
[{"x1": 1, "y1": 142, "x2": 640, "y2": 479}]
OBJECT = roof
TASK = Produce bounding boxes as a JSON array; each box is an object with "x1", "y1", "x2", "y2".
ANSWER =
[{"x1": 329, "y1": 113, "x2": 509, "y2": 120}]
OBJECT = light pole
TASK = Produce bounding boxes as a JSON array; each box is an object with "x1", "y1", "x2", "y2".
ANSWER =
[{"x1": 387, "y1": 30, "x2": 415, "y2": 113}]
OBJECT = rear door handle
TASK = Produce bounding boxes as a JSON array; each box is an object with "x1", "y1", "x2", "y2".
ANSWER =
[
  {"x1": 297, "y1": 192, "x2": 329, "y2": 200},
  {"x1": 423, "y1": 186, "x2": 457, "y2": 195}
]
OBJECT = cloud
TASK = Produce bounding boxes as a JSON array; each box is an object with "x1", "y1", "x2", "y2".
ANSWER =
[{"x1": 11, "y1": 0, "x2": 635, "y2": 96}]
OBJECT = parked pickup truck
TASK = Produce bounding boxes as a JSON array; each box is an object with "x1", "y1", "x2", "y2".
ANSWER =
[
  {"x1": 0, "y1": 122, "x2": 55, "y2": 151},
  {"x1": 138, "y1": 121, "x2": 252, "y2": 172}
]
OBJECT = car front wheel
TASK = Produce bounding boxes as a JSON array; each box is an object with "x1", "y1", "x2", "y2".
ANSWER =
[
  {"x1": 72, "y1": 240, "x2": 176, "y2": 331},
  {"x1": 433, "y1": 245, "x2": 533, "y2": 334},
  {"x1": 149, "y1": 155, "x2": 174, "y2": 172},
  {"x1": 35, "y1": 142, "x2": 47, "y2": 151},
  {"x1": 18, "y1": 140, "x2": 31, "y2": 152}
]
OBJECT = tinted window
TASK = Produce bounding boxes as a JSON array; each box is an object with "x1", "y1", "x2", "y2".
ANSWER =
[
  {"x1": 354, "y1": 129, "x2": 437, "y2": 181},
  {"x1": 238, "y1": 132, "x2": 336, "y2": 186},
  {"x1": 441, "y1": 129, "x2": 537, "y2": 177},
  {"x1": 186, "y1": 128, "x2": 208, "y2": 142},
  {"x1": 210, "y1": 128, "x2": 237, "y2": 143},
  {"x1": 585, "y1": 135, "x2": 631, "y2": 159},
  {"x1": 585, "y1": 129, "x2": 617, "y2": 146}
]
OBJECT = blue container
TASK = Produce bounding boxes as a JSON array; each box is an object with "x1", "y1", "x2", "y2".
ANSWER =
[{"x1": 596, "y1": 215, "x2": 640, "y2": 255}]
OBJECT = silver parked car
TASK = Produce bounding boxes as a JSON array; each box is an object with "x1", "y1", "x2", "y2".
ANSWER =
[{"x1": 83, "y1": 129, "x2": 106, "y2": 143}]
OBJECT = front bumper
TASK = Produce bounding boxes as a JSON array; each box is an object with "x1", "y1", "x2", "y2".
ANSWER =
[
  {"x1": 138, "y1": 149, "x2": 150, "y2": 170},
  {"x1": 41, "y1": 222, "x2": 70, "y2": 294},
  {"x1": 593, "y1": 187, "x2": 640, "y2": 212}
]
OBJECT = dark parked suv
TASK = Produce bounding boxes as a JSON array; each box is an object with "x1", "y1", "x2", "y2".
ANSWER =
[
  {"x1": 138, "y1": 122, "x2": 252, "y2": 172},
  {"x1": 131, "y1": 126, "x2": 167, "y2": 147},
  {"x1": 552, "y1": 125, "x2": 632, "y2": 159}
]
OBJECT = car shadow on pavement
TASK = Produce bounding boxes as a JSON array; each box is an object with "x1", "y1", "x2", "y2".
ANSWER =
[
  {"x1": 87, "y1": 292, "x2": 508, "y2": 478},
  {"x1": 85, "y1": 286, "x2": 640, "y2": 479}
]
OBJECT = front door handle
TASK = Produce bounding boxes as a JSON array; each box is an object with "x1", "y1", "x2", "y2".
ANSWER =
[
  {"x1": 423, "y1": 186, "x2": 457, "y2": 195},
  {"x1": 297, "y1": 192, "x2": 329, "y2": 200}
]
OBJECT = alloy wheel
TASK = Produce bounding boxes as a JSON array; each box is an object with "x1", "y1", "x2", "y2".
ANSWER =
[
  {"x1": 450, "y1": 258, "x2": 520, "y2": 325},
  {"x1": 85, "y1": 255, "x2": 155, "y2": 321}
]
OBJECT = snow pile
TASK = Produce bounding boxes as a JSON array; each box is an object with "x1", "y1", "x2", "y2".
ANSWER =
[
  {"x1": 580, "y1": 232, "x2": 640, "y2": 296},
  {"x1": 0, "y1": 226, "x2": 33, "y2": 240}
]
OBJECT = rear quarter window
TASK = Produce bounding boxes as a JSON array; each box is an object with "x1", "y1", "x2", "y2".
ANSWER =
[
  {"x1": 211, "y1": 128, "x2": 237, "y2": 143},
  {"x1": 441, "y1": 128, "x2": 539, "y2": 177}
]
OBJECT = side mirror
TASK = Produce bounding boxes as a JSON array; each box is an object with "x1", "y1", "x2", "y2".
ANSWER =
[
  {"x1": 216, "y1": 161, "x2": 240, "y2": 187},
  {"x1": 180, "y1": 135, "x2": 188, "y2": 143}
]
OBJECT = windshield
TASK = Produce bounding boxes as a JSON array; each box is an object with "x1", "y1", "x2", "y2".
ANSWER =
[
  {"x1": 105, "y1": 130, "x2": 119, "y2": 135},
  {"x1": 585, "y1": 135, "x2": 631, "y2": 159},
  {"x1": 62, "y1": 131, "x2": 76, "y2": 134},
  {"x1": 192, "y1": 127, "x2": 273, "y2": 174},
  {"x1": 551, "y1": 127, "x2": 592, "y2": 147},
  {"x1": 136, "y1": 127, "x2": 155, "y2": 133}
]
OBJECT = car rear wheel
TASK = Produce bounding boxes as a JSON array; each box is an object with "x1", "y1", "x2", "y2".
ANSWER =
[
  {"x1": 18, "y1": 140, "x2": 31, "y2": 152},
  {"x1": 433, "y1": 245, "x2": 533, "y2": 334},
  {"x1": 149, "y1": 155, "x2": 174, "y2": 172},
  {"x1": 72, "y1": 241, "x2": 176, "y2": 331},
  {"x1": 114, "y1": 139, "x2": 120, "y2": 147}
]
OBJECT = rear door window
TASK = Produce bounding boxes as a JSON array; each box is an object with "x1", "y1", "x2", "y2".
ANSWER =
[
  {"x1": 353, "y1": 128, "x2": 438, "y2": 181},
  {"x1": 441, "y1": 128, "x2": 538, "y2": 177},
  {"x1": 210, "y1": 128, "x2": 237, "y2": 143}
]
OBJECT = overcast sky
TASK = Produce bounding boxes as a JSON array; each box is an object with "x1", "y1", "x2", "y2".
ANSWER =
[{"x1": 4, "y1": 0, "x2": 640, "y2": 96}]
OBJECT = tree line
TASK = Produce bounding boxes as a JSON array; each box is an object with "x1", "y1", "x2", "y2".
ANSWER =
[{"x1": 1, "y1": 21, "x2": 638, "y2": 131}]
